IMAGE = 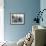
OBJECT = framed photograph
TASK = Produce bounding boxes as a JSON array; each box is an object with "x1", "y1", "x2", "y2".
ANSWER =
[{"x1": 10, "y1": 13, "x2": 24, "y2": 24}]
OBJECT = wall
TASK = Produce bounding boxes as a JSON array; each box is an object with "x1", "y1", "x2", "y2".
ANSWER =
[
  {"x1": 4, "y1": 0, "x2": 40, "y2": 42},
  {"x1": 0, "y1": 0, "x2": 4, "y2": 42},
  {"x1": 40, "y1": 0, "x2": 46, "y2": 27}
]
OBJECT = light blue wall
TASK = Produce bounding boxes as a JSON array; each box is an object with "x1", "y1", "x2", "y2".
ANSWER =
[
  {"x1": 40, "y1": 0, "x2": 46, "y2": 27},
  {"x1": 4, "y1": 0, "x2": 40, "y2": 42}
]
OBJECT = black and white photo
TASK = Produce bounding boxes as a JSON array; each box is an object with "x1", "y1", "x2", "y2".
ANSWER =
[{"x1": 11, "y1": 13, "x2": 24, "y2": 24}]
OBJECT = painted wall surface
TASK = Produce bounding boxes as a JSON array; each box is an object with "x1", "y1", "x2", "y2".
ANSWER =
[
  {"x1": 4, "y1": 0, "x2": 40, "y2": 42},
  {"x1": 0, "y1": 0, "x2": 4, "y2": 42},
  {"x1": 40, "y1": 0, "x2": 46, "y2": 27}
]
